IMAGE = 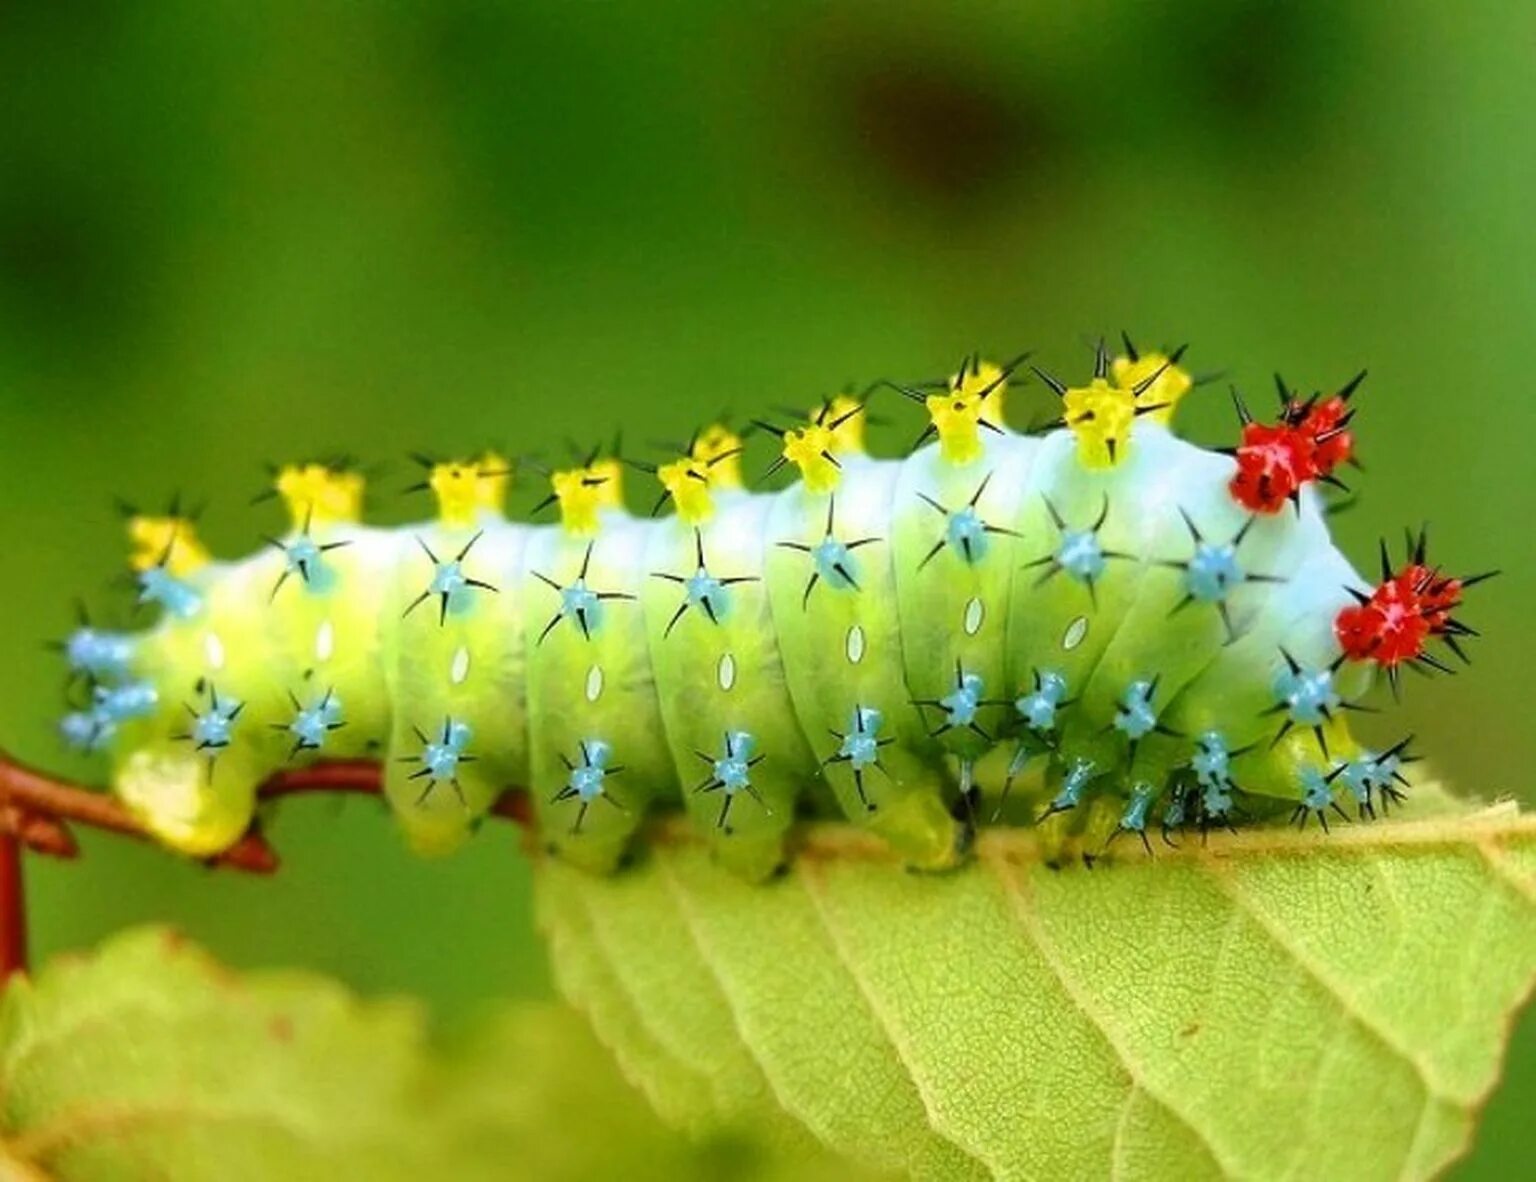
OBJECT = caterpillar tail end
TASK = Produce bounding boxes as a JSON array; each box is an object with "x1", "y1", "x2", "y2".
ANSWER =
[{"x1": 113, "y1": 743, "x2": 261, "y2": 857}]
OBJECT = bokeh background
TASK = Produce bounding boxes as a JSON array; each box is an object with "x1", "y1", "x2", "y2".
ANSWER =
[{"x1": 2, "y1": 1, "x2": 1532, "y2": 1175}]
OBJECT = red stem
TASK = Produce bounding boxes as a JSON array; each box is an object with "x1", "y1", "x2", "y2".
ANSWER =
[{"x1": 0, "y1": 831, "x2": 24, "y2": 981}]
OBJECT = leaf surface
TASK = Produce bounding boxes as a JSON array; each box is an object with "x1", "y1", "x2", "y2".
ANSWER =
[
  {"x1": 0, "y1": 929, "x2": 861, "y2": 1181},
  {"x1": 537, "y1": 800, "x2": 1536, "y2": 1181}
]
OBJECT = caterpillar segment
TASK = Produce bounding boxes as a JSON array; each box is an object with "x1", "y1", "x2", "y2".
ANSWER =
[{"x1": 56, "y1": 339, "x2": 1487, "y2": 876}]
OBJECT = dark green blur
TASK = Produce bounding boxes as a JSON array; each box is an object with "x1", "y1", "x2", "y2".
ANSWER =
[{"x1": 1, "y1": 2, "x2": 1531, "y2": 1174}]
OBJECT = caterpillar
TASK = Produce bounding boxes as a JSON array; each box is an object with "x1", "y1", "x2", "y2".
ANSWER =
[{"x1": 52, "y1": 336, "x2": 1490, "y2": 879}]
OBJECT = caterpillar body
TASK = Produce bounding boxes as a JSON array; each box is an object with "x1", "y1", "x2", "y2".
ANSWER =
[{"x1": 56, "y1": 339, "x2": 1487, "y2": 878}]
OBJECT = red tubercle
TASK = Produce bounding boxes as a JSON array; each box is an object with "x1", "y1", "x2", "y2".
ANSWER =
[
  {"x1": 1227, "y1": 376, "x2": 1361, "y2": 514},
  {"x1": 1292, "y1": 395, "x2": 1354, "y2": 473},
  {"x1": 1335, "y1": 583, "x2": 1433, "y2": 666},
  {"x1": 1228, "y1": 421, "x2": 1312, "y2": 513},
  {"x1": 1333, "y1": 539, "x2": 1481, "y2": 671}
]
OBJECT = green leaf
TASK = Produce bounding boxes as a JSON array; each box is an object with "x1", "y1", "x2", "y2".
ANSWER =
[
  {"x1": 0, "y1": 927, "x2": 435, "y2": 1182},
  {"x1": 537, "y1": 798, "x2": 1536, "y2": 1181},
  {"x1": 0, "y1": 928, "x2": 869, "y2": 1181}
]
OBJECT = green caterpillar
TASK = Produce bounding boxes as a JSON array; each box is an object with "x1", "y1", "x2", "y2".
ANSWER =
[{"x1": 57, "y1": 339, "x2": 1485, "y2": 879}]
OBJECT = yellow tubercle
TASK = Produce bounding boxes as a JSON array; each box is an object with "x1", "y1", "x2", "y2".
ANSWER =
[
  {"x1": 551, "y1": 457, "x2": 624, "y2": 534},
  {"x1": 1111, "y1": 351, "x2": 1193, "y2": 424},
  {"x1": 655, "y1": 423, "x2": 746, "y2": 524},
  {"x1": 817, "y1": 394, "x2": 867, "y2": 455},
  {"x1": 126, "y1": 516, "x2": 208, "y2": 575},
  {"x1": 925, "y1": 390, "x2": 986, "y2": 466},
  {"x1": 1063, "y1": 378, "x2": 1138, "y2": 470},
  {"x1": 781, "y1": 422, "x2": 842, "y2": 494},
  {"x1": 276, "y1": 463, "x2": 365, "y2": 528},
  {"x1": 431, "y1": 452, "x2": 511, "y2": 528},
  {"x1": 949, "y1": 358, "x2": 1009, "y2": 427},
  {"x1": 690, "y1": 423, "x2": 744, "y2": 489},
  {"x1": 658, "y1": 457, "x2": 714, "y2": 524}
]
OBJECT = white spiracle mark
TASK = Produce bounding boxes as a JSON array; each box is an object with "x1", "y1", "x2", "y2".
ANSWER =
[
  {"x1": 314, "y1": 619, "x2": 335, "y2": 662},
  {"x1": 717, "y1": 652, "x2": 737, "y2": 691},
  {"x1": 963, "y1": 597, "x2": 985, "y2": 636},
  {"x1": 203, "y1": 632, "x2": 226, "y2": 671},
  {"x1": 1063, "y1": 615, "x2": 1089, "y2": 651},
  {"x1": 450, "y1": 645, "x2": 471, "y2": 685},
  {"x1": 845, "y1": 624, "x2": 866, "y2": 664},
  {"x1": 585, "y1": 664, "x2": 604, "y2": 702}
]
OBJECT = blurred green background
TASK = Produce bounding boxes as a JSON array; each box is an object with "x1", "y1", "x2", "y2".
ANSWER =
[{"x1": 1, "y1": 1, "x2": 1531, "y2": 1175}]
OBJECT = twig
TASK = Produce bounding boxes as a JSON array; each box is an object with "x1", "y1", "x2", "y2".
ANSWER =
[
  {"x1": 0, "y1": 750, "x2": 532, "y2": 980},
  {"x1": 0, "y1": 831, "x2": 23, "y2": 981}
]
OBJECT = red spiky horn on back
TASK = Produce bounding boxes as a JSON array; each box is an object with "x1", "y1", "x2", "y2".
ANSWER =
[
  {"x1": 1227, "y1": 370, "x2": 1364, "y2": 514},
  {"x1": 1333, "y1": 525, "x2": 1497, "y2": 697}
]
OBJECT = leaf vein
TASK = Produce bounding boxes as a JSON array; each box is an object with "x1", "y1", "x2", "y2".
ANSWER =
[
  {"x1": 649, "y1": 858, "x2": 810, "y2": 1135},
  {"x1": 1475, "y1": 840, "x2": 1536, "y2": 905},
  {"x1": 1206, "y1": 863, "x2": 1451, "y2": 1105},
  {"x1": 795, "y1": 862, "x2": 997, "y2": 1178},
  {"x1": 987, "y1": 856, "x2": 1245, "y2": 1179}
]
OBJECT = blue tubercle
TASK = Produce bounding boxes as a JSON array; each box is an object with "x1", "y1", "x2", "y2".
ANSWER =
[
  {"x1": 60, "y1": 710, "x2": 112, "y2": 751},
  {"x1": 1118, "y1": 782, "x2": 1156, "y2": 837},
  {"x1": 1300, "y1": 768, "x2": 1333, "y2": 812},
  {"x1": 65, "y1": 628, "x2": 136, "y2": 682},
  {"x1": 1015, "y1": 669, "x2": 1068, "y2": 732},
  {"x1": 408, "y1": 716, "x2": 475, "y2": 803},
  {"x1": 555, "y1": 736, "x2": 619, "y2": 830},
  {"x1": 813, "y1": 537, "x2": 858, "y2": 591},
  {"x1": 1185, "y1": 542, "x2": 1243, "y2": 602},
  {"x1": 1331, "y1": 748, "x2": 1407, "y2": 814},
  {"x1": 137, "y1": 567, "x2": 202, "y2": 619},
  {"x1": 189, "y1": 690, "x2": 243, "y2": 752},
  {"x1": 686, "y1": 570, "x2": 728, "y2": 622},
  {"x1": 940, "y1": 672, "x2": 985, "y2": 728},
  {"x1": 560, "y1": 581, "x2": 601, "y2": 633},
  {"x1": 63, "y1": 677, "x2": 160, "y2": 748},
  {"x1": 431, "y1": 559, "x2": 471, "y2": 613},
  {"x1": 568, "y1": 760, "x2": 606, "y2": 801},
  {"x1": 1114, "y1": 679, "x2": 1159, "y2": 741},
  {"x1": 1293, "y1": 766, "x2": 1344, "y2": 830},
  {"x1": 945, "y1": 506, "x2": 989, "y2": 564},
  {"x1": 1045, "y1": 758, "x2": 1097, "y2": 816},
  {"x1": 712, "y1": 730, "x2": 757, "y2": 793},
  {"x1": 838, "y1": 706, "x2": 884, "y2": 771},
  {"x1": 96, "y1": 680, "x2": 158, "y2": 723},
  {"x1": 1274, "y1": 664, "x2": 1341, "y2": 726},
  {"x1": 698, "y1": 730, "x2": 767, "y2": 829},
  {"x1": 1190, "y1": 731, "x2": 1231, "y2": 787},
  {"x1": 281, "y1": 534, "x2": 338, "y2": 593},
  {"x1": 1056, "y1": 530, "x2": 1105, "y2": 583},
  {"x1": 1191, "y1": 732, "x2": 1236, "y2": 817},
  {"x1": 1162, "y1": 787, "x2": 1189, "y2": 830},
  {"x1": 287, "y1": 689, "x2": 344, "y2": 756}
]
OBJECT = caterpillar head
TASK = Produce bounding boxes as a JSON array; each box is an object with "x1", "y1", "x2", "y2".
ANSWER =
[
  {"x1": 275, "y1": 462, "x2": 365, "y2": 528},
  {"x1": 428, "y1": 452, "x2": 511, "y2": 527}
]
